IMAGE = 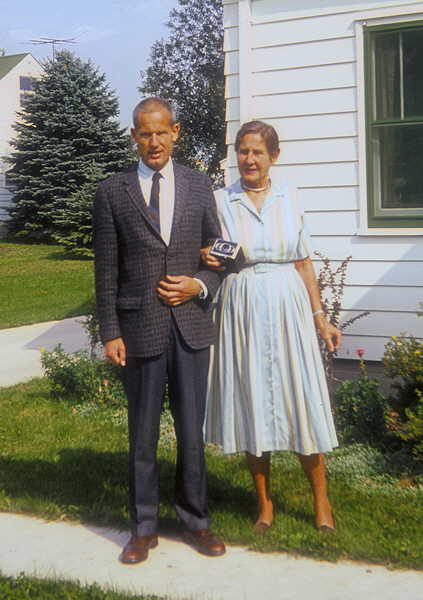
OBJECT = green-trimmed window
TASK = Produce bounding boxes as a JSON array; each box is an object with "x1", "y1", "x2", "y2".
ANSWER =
[{"x1": 365, "y1": 21, "x2": 423, "y2": 228}]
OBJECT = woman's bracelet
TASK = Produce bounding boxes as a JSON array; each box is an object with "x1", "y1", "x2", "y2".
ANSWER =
[{"x1": 312, "y1": 309, "x2": 325, "y2": 317}]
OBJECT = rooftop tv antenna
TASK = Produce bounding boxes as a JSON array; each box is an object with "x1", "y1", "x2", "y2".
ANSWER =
[{"x1": 29, "y1": 37, "x2": 77, "y2": 59}]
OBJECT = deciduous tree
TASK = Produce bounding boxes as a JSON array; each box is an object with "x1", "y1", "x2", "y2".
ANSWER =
[{"x1": 139, "y1": 0, "x2": 225, "y2": 182}]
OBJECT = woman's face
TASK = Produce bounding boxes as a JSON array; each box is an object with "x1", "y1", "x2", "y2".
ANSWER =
[{"x1": 237, "y1": 133, "x2": 278, "y2": 188}]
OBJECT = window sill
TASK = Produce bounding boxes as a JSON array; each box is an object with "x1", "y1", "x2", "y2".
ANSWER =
[{"x1": 356, "y1": 227, "x2": 423, "y2": 237}]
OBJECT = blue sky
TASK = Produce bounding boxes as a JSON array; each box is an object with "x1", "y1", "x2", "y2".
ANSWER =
[{"x1": 1, "y1": 0, "x2": 179, "y2": 127}]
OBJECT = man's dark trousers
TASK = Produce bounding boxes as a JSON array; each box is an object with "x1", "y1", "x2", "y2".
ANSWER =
[{"x1": 124, "y1": 317, "x2": 210, "y2": 536}]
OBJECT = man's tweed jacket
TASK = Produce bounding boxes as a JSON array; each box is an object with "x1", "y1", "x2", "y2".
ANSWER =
[{"x1": 93, "y1": 162, "x2": 222, "y2": 358}]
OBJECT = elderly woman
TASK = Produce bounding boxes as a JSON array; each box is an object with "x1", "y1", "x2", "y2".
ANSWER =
[{"x1": 203, "y1": 121, "x2": 341, "y2": 533}]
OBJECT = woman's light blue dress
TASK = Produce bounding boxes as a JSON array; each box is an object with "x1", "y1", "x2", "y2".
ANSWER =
[{"x1": 205, "y1": 180, "x2": 338, "y2": 456}]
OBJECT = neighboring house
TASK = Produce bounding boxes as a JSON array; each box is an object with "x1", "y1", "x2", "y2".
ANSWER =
[
  {"x1": 223, "y1": 0, "x2": 423, "y2": 359},
  {"x1": 0, "y1": 53, "x2": 44, "y2": 233}
]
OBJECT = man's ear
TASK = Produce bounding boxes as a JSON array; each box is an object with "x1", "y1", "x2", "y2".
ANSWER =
[{"x1": 172, "y1": 122, "x2": 181, "y2": 142}]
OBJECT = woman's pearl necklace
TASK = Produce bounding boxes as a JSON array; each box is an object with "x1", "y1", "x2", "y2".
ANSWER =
[{"x1": 241, "y1": 178, "x2": 271, "y2": 193}]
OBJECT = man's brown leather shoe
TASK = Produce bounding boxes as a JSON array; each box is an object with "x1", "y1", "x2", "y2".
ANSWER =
[
  {"x1": 183, "y1": 529, "x2": 226, "y2": 556},
  {"x1": 119, "y1": 535, "x2": 158, "y2": 564}
]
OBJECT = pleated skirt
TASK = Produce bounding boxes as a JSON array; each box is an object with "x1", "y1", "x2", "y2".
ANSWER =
[{"x1": 205, "y1": 262, "x2": 338, "y2": 456}]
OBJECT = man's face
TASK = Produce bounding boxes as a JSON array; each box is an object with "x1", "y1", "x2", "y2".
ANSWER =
[{"x1": 131, "y1": 108, "x2": 180, "y2": 171}]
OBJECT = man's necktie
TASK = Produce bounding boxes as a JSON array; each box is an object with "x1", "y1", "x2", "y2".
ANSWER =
[{"x1": 149, "y1": 171, "x2": 162, "y2": 232}]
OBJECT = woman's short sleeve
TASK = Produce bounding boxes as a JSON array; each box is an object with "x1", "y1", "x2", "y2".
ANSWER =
[
  {"x1": 294, "y1": 190, "x2": 313, "y2": 259},
  {"x1": 213, "y1": 187, "x2": 231, "y2": 240}
]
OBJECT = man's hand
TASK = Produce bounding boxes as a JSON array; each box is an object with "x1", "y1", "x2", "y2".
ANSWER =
[
  {"x1": 157, "y1": 275, "x2": 201, "y2": 306},
  {"x1": 104, "y1": 337, "x2": 127, "y2": 366},
  {"x1": 200, "y1": 246, "x2": 226, "y2": 271}
]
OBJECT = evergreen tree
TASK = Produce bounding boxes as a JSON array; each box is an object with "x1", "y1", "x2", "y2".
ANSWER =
[
  {"x1": 139, "y1": 0, "x2": 225, "y2": 183},
  {"x1": 7, "y1": 50, "x2": 133, "y2": 245},
  {"x1": 51, "y1": 163, "x2": 104, "y2": 257}
]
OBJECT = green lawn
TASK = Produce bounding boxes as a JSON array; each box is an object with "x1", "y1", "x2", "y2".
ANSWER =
[
  {"x1": 0, "y1": 573, "x2": 168, "y2": 600},
  {"x1": 0, "y1": 242, "x2": 94, "y2": 329},
  {"x1": 1, "y1": 379, "x2": 422, "y2": 569}
]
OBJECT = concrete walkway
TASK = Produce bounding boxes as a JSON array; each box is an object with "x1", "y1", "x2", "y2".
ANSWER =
[
  {"x1": 1, "y1": 513, "x2": 422, "y2": 600},
  {"x1": 1, "y1": 319, "x2": 422, "y2": 599},
  {"x1": 0, "y1": 317, "x2": 89, "y2": 386}
]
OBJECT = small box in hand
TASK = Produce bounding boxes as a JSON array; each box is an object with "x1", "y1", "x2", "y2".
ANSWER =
[{"x1": 209, "y1": 238, "x2": 245, "y2": 273}]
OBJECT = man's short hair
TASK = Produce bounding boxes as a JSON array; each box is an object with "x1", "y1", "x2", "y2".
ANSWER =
[{"x1": 132, "y1": 97, "x2": 177, "y2": 127}]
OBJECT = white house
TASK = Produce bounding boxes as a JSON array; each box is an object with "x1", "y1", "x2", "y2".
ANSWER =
[
  {"x1": 223, "y1": 0, "x2": 423, "y2": 359},
  {"x1": 0, "y1": 53, "x2": 44, "y2": 232}
]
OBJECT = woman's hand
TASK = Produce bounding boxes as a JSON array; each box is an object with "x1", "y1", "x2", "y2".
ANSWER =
[
  {"x1": 314, "y1": 315, "x2": 342, "y2": 353},
  {"x1": 200, "y1": 246, "x2": 226, "y2": 271}
]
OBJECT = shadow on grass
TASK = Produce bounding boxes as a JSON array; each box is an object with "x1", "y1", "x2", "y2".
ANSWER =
[
  {"x1": 45, "y1": 250, "x2": 93, "y2": 262},
  {"x1": 0, "y1": 236, "x2": 55, "y2": 246},
  {"x1": 0, "y1": 449, "x2": 128, "y2": 529},
  {"x1": 0, "y1": 448, "x2": 255, "y2": 534},
  {"x1": 63, "y1": 298, "x2": 95, "y2": 319}
]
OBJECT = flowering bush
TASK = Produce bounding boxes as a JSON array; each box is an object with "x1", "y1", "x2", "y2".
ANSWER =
[
  {"x1": 383, "y1": 335, "x2": 423, "y2": 459},
  {"x1": 383, "y1": 335, "x2": 423, "y2": 412},
  {"x1": 334, "y1": 373, "x2": 388, "y2": 446},
  {"x1": 41, "y1": 345, "x2": 126, "y2": 408}
]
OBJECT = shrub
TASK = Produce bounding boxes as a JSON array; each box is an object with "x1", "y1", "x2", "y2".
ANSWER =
[
  {"x1": 41, "y1": 345, "x2": 126, "y2": 408},
  {"x1": 334, "y1": 367, "x2": 388, "y2": 446},
  {"x1": 386, "y1": 391, "x2": 423, "y2": 460},
  {"x1": 80, "y1": 298, "x2": 102, "y2": 358},
  {"x1": 383, "y1": 334, "x2": 423, "y2": 460},
  {"x1": 383, "y1": 334, "x2": 423, "y2": 412}
]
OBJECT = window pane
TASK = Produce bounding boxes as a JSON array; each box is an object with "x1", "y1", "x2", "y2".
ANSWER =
[
  {"x1": 374, "y1": 32, "x2": 400, "y2": 120},
  {"x1": 374, "y1": 124, "x2": 423, "y2": 209},
  {"x1": 403, "y1": 29, "x2": 423, "y2": 118}
]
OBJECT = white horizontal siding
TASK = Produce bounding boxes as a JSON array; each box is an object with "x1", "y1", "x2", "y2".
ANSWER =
[
  {"x1": 338, "y1": 310, "x2": 423, "y2": 336},
  {"x1": 252, "y1": 37, "x2": 355, "y2": 71},
  {"x1": 225, "y1": 74, "x2": 240, "y2": 99},
  {"x1": 250, "y1": 0, "x2": 422, "y2": 20},
  {"x1": 252, "y1": 11, "x2": 358, "y2": 46},
  {"x1": 314, "y1": 259, "x2": 423, "y2": 286},
  {"x1": 307, "y1": 210, "x2": 359, "y2": 235},
  {"x1": 299, "y1": 186, "x2": 359, "y2": 211},
  {"x1": 313, "y1": 235, "x2": 423, "y2": 261},
  {"x1": 254, "y1": 62, "x2": 356, "y2": 95},
  {"x1": 273, "y1": 163, "x2": 359, "y2": 186},
  {"x1": 224, "y1": 27, "x2": 239, "y2": 52},
  {"x1": 224, "y1": 50, "x2": 239, "y2": 76},
  {"x1": 223, "y1": 1, "x2": 239, "y2": 27},
  {"x1": 225, "y1": 0, "x2": 423, "y2": 359},
  {"x1": 341, "y1": 285, "x2": 422, "y2": 312},
  {"x1": 253, "y1": 88, "x2": 357, "y2": 118},
  {"x1": 226, "y1": 98, "x2": 241, "y2": 121},
  {"x1": 226, "y1": 112, "x2": 358, "y2": 142}
]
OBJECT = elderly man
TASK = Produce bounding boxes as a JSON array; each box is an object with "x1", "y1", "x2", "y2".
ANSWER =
[{"x1": 93, "y1": 97, "x2": 225, "y2": 563}]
